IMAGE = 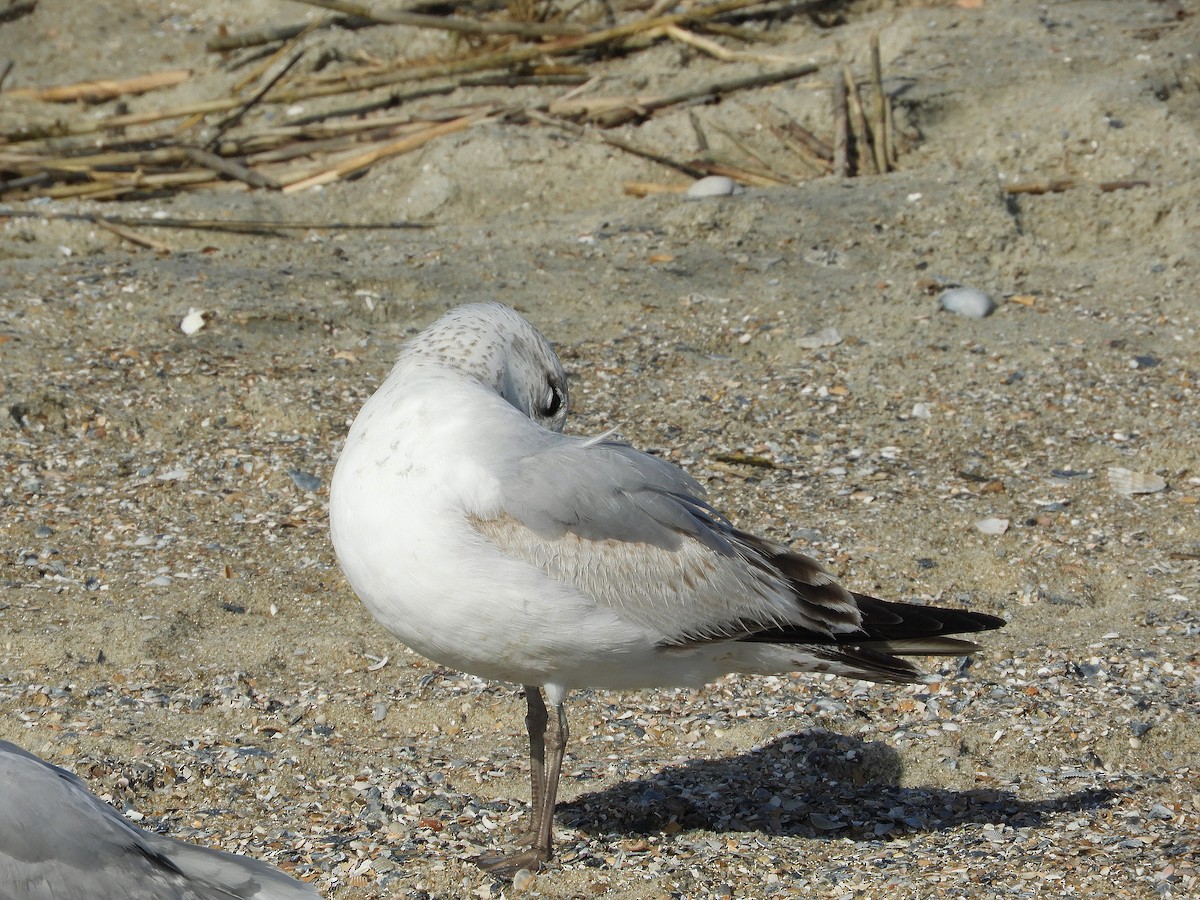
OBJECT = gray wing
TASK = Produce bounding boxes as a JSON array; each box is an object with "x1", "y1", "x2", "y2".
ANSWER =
[
  {"x1": 480, "y1": 435, "x2": 864, "y2": 644},
  {"x1": 0, "y1": 740, "x2": 319, "y2": 900}
]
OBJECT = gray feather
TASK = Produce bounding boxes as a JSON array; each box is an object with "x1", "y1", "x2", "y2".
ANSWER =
[{"x1": 0, "y1": 740, "x2": 319, "y2": 900}]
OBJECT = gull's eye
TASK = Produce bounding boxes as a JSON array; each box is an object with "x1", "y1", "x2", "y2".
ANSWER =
[{"x1": 542, "y1": 383, "x2": 565, "y2": 418}]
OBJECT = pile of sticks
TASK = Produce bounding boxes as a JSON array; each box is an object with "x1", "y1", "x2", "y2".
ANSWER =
[{"x1": 0, "y1": 0, "x2": 901, "y2": 207}]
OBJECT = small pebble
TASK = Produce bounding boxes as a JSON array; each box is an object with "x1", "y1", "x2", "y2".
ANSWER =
[
  {"x1": 939, "y1": 287, "x2": 996, "y2": 318},
  {"x1": 686, "y1": 175, "x2": 741, "y2": 198},
  {"x1": 795, "y1": 327, "x2": 843, "y2": 350},
  {"x1": 289, "y1": 469, "x2": 323, "y2": 491},
  {"x1": 975, "y1": 517, "x2": 1010, "y2": 535},
  {"x1": 180, "y1": 308, "x2": 207, "y2": 335}
]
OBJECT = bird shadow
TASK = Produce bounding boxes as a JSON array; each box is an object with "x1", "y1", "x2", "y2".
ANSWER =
[{"x1": 557, "y1": 728, "x2": 1118, "y2": 842}]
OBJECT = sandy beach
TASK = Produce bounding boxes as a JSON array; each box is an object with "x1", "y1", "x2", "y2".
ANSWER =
[{"x1": 1, "y1": 0, "x2": 1198, "y2": 896}]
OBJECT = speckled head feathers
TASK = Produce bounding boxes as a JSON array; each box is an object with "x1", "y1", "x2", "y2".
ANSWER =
[{"x1": 400, "y1": 303, "x2": 570, "y2": 431}]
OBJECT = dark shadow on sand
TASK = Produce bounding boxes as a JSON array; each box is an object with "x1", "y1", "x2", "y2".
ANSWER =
[{"x1": 558, "y1": 728, "x2": 1117, "y2": 841}]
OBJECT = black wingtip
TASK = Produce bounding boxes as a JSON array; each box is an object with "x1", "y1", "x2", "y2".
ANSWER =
[{"x1": 850, "y1": 592, "x2": 1005, "y2": 642}]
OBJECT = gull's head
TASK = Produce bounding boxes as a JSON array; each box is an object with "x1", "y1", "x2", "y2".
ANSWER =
[{"x1": 401, "y1": 302, "x2": 570, "y2": 432}]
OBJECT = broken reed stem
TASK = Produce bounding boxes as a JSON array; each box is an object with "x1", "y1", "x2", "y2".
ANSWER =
[
  {"x1": 688, "y1": 159, "x2": 784, "y2": 187},
  {"x1": 698, "y1": 22, "x2": 787, "y2": 45},
  {"x1": 525, "y1": 109, "x2": 709, "y2": 179},
  {"x1": 769, "y1": 122, "x2": 830, "y2": 176},
  {"x1": 1003, "y1": 178, "x2": 1149, "y2": 195},
  {"x1": 281, "y1": 111, "x2": 484, "y2": 193},
  {"x1": 231, "y1": 23, "x2": 319, "y2": 95},
  {"x1": 286, "y1": 0, "x2": 587, "y2": 37},
  {"x1": 183, "y1": 147, "x2": 281, "y2": 189},
  {"x1": 883, "y1": 82, "x2": 897, "y2": 168},
  {"x1": 688, "y1": 109, "x2": 710, "y2": 152},
  {"x1": 842, "y1": 63, "x2": 874, "y2": 176},
  {"x1": 208, "y1": 51, "x2": 307, "y2": 146},
  {"x1": 868, "y1": 33, "x2": 889, "y2": 174},
  {"x1": 5, "y1": 68, "x2": 191, "y2": 103},
  {"x1": 622, "y1": 180, "x2": 688, "y2": 197},
  {"x1": 206, "y1": 16, "x2": 369, "y2": 52},
  {"x1": 664, "y1": 24, "x2": 812, "y2": 65},
  {"x1": 832, "y1": 68, "x2": 848, "y2": 177},
  {"x1": 4, "y1": 0, "x2": 788, "y2": 146},
  {"x1": 34, "y1": 171, "x2": 222, "y2": 201},
  {"x1": 0, "y1": 207, "x2": 429, "y2": 233},
  {"x1": 274, "y1": 0, "x2": 784, "y2": 103},
  {"x1": 702, "y1": 118, "x2": 794, "y2": 184},
  {"x1": 591, "y1": 61, "x2": 819, "y2": 126},
  {"x1": 93, "y1": 218, "x2": 175, "y2": 253}
]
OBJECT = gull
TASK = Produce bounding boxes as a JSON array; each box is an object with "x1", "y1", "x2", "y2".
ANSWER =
[
  {"x1": 0, "y1": 739, "x2": 319, "y2": 899},
  {"x1": 330, "y1": 302, "x2": 1004, "y2": 875}
]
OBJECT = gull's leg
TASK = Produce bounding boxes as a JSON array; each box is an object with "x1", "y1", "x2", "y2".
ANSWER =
[
  {"x1": 530, "y1": 699, "x2": 569, "y2": 862},
  {"x1": 521, "y1": 686, "x2": 548, "y2": 845},
  {"x1": 475, "y1": 686, "x2": 557, "y2": 877}
]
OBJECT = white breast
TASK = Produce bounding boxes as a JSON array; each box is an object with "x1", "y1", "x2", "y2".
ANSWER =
[{"x1": 329, "y1": 373, "x2": 653, "y2": 687}]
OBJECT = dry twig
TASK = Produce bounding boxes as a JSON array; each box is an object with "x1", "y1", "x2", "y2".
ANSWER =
[
  {"x1": 868, "y1": 33, "x2": 890, "y2": 174},
  {"x1": 0, "y1": 207, "x2": 429, "y2": 233},
  {"x1": 6, "y1": 69, "x2": 190, "y2": 103},
  {"x1": 832, "y1": 68, "x2": 848, "y2": 177},
  {"x1": 287, "y1": 0, "x2": 587, "y2": 37}
]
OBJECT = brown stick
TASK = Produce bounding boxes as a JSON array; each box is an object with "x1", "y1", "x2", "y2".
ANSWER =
[
  {"x1": 7, "y1": 69, "x2": 191, "y2": 104},
  {"x1": 868, "y1": 33, "x2": 889, "y2": 174}
]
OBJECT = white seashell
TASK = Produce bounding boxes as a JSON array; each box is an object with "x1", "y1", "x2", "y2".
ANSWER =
[
  {"x1": 180, "y1": 307, "x2": 207, "y2": 335},
  {"x1": 975, "y1": 517, "x2": 1009, "y2": 535},
  {"x1": 939, "y1": 287, "x2": 996, "y2": 319},
  {"x1": 686, "y1": 175, "x2": 741, "y2": 198},
  {"x1": 1107, "y1": 467, "x2": 1166, "y2": 495}
]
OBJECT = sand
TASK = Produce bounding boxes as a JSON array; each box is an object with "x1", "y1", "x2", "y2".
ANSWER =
[{"x1": 1, "y1": 1, "x2": 1198, "y2": 897}]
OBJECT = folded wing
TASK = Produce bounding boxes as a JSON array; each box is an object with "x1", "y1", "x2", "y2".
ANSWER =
[{"x1": 479, "y1": 435, "x2": 1003, "y2": 678}]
